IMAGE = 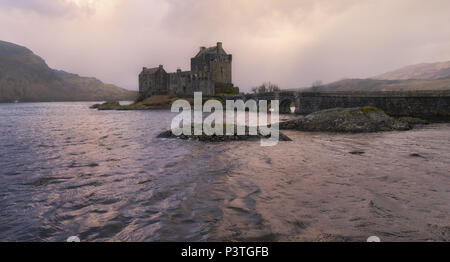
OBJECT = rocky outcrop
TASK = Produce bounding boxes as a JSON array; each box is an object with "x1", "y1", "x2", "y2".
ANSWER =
[
  {"x1": 158, "y1": 125, "x2": 292, "y2": 142},
  {"x1": 280, "y1": 107, "x2": 419, "y2": 132}
]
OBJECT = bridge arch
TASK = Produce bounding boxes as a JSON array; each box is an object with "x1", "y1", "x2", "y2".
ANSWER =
[
  {"x1": 279, "y1": 98, "x2": 295, "y2": 114},
  {"x1": 238, "y1": 91, "x2": 298, "y2": 113}
]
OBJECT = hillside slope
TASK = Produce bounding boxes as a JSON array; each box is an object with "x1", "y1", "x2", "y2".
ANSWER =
[
  {"x1": 374, "y1": 61, "x2": 450, "y2": 80},
  {"x1": 310, "y1": 78, "x2": 450, "y2": 92},
  {"x1": 0, "y1": 40, "x2": 137, "y2": 102},
  {"x1": 304, "y1": 60, "x2": 450, "y2": 92}
]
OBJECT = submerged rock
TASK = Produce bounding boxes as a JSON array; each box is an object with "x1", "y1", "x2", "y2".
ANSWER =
[
  {"x1": 349, "y1": 151, "x2": 365, "y2": 155},
  {"x1": 409, "y1": 153, "x2": 425, "y2": 158},
  {"x1": 280, "y1": 107, "x2": 414, "y2": 133}
]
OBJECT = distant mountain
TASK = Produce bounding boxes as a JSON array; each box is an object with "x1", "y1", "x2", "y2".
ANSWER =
[
  {"x1": 0, "y1": 40, "x2": 137, "y2": 102},
  {"x1": 305, "y1": 60, "x2": 450, "y2": 92},
  {"x1": 374, "y1": 61, "x2": 450, "y2": 80},
  {"x1": 308, "y1": 78, "x2": 450, "y2": 92}
]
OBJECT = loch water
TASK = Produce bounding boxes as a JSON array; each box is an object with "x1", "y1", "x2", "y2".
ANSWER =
[{"x1": 0, "y1": 102, "x2": 449, "y2": 241}]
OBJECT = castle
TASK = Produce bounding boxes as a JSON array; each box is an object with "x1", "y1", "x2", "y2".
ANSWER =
[{"x1": 139, "y1": 42, "x2": 236, "y2": 98}]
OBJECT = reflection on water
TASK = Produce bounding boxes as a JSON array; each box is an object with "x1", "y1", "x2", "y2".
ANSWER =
[{"x1": 0, "y1": 102, "x2": 449, "y2": 241}]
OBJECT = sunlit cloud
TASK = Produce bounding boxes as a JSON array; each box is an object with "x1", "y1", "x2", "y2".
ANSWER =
[{"x1": 1, "y1": 0, "x2": 85, "y2": 17}]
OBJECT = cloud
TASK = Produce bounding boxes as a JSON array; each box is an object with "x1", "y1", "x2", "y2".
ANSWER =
[
  {"x1": 0, "y1": 0, "x2": 449, "y2": 91},
  {"x1": 0, "y1": 0, "x2": 92, "y2": 17}
]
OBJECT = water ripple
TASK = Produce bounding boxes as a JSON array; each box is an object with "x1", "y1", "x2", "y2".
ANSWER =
[{"x1": 0, "y1": 102, "x2": 449, "y2": 241}]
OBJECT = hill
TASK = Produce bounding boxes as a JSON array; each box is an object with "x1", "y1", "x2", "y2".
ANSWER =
[
  {"x1": 374, "y1": 61, "x2": 450, "y2": 80},
  {"x1": 303, "y1": 60, "x2": 450, "y2": 92},
  {"x1": 309, "y1": 78, "x2": 450, "y2": 92},
  {"x1": 0, "y1": 40, "x2": 137, "y2": 102}
]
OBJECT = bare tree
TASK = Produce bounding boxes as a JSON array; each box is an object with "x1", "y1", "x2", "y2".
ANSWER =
[
  {"x1": 266, "y1": 82, "x2": 280, "y2": 92},
  {"x1": 253, "y1": 82, "x2": 280, "y2": 94},
  {"x1": 257, "y1": 84, "x2": 267, "y2": 94}
]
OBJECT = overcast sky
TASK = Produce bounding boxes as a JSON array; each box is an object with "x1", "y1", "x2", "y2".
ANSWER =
[{"x1": 1, "y1": 0, "x2": 450, "y2": 91}]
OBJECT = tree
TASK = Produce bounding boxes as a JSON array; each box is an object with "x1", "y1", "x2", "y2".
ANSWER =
[
  {"x1": 257, "y1": 84, "x2": 267, "y2": 94},
  {"x1": 252, "y1": 82, "x2": 280, "y2": 94}
]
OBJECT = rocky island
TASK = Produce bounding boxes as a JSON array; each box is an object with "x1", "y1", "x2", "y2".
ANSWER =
[
  {"x1": 158, "y1": 124, "x2": 292, "y2": 142},
  {"x1": 155, "y1": 107, "x2": 429, "y2": 144},
  {"x1": 279, "y1": 107, "x2": 428, "y2": 133},
  {"x1": 90, "y1": 95, "x2": 177, "y2": 110},
  {"x1": 89, "y1": 95, "x2": 225, "y2": 110}
]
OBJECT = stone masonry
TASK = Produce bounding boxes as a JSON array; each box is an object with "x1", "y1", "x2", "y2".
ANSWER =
[{"x1": 139, "y1": 42, "x2": 233, "y2": 98}]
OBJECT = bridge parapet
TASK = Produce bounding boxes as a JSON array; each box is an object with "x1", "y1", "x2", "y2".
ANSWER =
[
  {"x1": 296, "y1": 90, "x2": 450, "y2": 97},
  {"x1": 218, "y1": 90, "x2": 450, "y2": 118}
]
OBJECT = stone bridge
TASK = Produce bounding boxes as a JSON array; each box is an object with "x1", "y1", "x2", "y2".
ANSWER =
[{"x1": 219, "y1": 90, "x2": 450, "y2": 119}]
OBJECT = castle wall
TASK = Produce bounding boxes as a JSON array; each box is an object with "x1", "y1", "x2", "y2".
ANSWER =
[
  {"x1": 191, "y1": 54, "x2": 232, "y2": 85},
  {"x1": 139, "y1": 71, "x2": 150, "y2": 95},
  {"x1": 167, "y1": 71, "x2": 215, "y2": 97},
  {"x1": 210, "y1": 55, "x2": 232, "y2": 84},
  {"x1": 190, "y1": 79, "x2": 215, "y2": 96},
  {"x1": 168, "y1": 71, "x2": 190, "y2": 96},
  {"x1": 139, "y1": 67, "x2": 168, "y2": 97}
]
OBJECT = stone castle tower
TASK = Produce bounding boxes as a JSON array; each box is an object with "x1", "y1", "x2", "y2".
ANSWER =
[
  {"x1": 139, "y1": 42, "x2": 234, "y2": 98},
  {"x1": 191, "y1": 42, "x2": 232, "y2": 85}
]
